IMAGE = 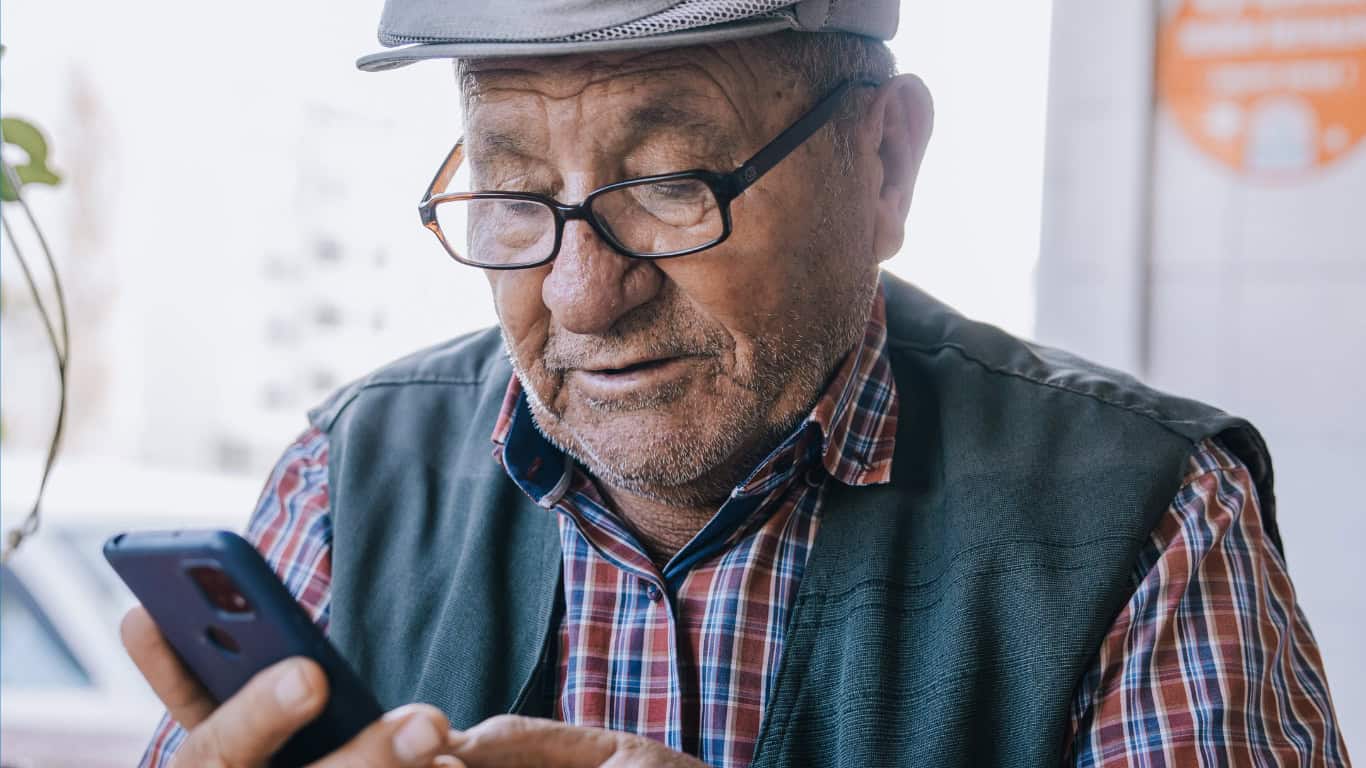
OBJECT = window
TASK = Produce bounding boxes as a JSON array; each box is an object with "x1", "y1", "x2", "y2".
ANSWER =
[{"x1": 0, "y1": 565, "x2": 92, "y2": 688}]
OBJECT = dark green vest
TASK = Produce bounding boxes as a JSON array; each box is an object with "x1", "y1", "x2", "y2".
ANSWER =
[{"x1": 309, "y1": 273, "x2": 1276, "y2": 767}]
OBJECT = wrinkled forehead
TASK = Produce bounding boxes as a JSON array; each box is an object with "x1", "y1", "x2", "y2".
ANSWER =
[{"x1": 457, "y1": 46, "x2": 779, "y2": 154}]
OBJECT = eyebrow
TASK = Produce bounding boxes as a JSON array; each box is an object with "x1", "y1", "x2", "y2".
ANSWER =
[
  {"x1": 469, "y1": 95, "x2": 742, "y2": 170},
  {"x1": 470, "y1": 130, "x2": 536, "y2": 164},
  {"x1": 622, "y1": 99, "x2": 737, "y2": 158}
]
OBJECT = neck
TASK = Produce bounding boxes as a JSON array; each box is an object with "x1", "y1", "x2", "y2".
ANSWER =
[
  {"x1": 596, "y1": 482, "x2": 718, "y2": 566},
  {"x1": 590, "y1": 417, "x2": 801, "y2": 565},
  {"x1": 594, "y1": 420, "x2": 817, "y2": 566}
]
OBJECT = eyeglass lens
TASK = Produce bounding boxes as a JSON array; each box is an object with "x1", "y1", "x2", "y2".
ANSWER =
[{"x1": 432, "y1": 161, "x2": 724, "y2": 266}]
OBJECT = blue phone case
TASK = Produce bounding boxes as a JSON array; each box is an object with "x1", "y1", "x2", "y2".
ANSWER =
[{"x1": 104, "y1": 529, "x2": 383, "y2": 767}]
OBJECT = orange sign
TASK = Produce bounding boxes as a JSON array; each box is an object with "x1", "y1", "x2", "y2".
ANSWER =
[{"x1": 1158, "y1": 0, "x2": 1366, "y2": 177}]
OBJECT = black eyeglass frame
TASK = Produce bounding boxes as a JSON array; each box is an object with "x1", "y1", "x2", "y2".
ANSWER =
[{"x1": 418, "y1": 77, "x2": 880, "y2": 270}]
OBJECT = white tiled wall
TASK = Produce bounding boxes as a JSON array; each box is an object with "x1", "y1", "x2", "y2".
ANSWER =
[
  {"x1": 1036, "y1": 1, "x2": 1158, "y2": 373},
  {"x1": 1040, "y1": 0, "x2": 1365, "y2": 752}
]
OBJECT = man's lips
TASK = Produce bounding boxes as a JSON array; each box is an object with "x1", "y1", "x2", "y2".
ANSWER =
[
  {"x1": 583, "y1": 356, "x2": 682, "y2": 375},
  {"x1": 566, "y1": 354, "x2": 702, "y2": 402}
]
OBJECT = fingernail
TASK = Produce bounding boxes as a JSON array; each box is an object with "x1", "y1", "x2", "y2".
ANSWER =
[
  {"x1": 394, "y1": 714, "x2": 442, "y2": 764},
  {"x1": 274, "y1": 664, "x2": 312, "y2": 709}
]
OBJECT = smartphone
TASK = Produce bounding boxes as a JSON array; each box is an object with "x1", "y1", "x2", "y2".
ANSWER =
[{"x1": 104, "y1": 529, "x2": 383, "y2": 767}]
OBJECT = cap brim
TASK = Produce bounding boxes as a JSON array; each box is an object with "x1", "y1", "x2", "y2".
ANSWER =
[{"x1": 356, "y1": 15, "x2": 797, "y2": 71}]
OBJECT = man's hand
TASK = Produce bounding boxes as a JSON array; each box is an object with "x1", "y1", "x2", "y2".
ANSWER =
[
  {"x1": 120, "y1": 606, "x2": 455, "y2": 767},
  {"x1": 448, "y1": 715, "x2": 708, "y2": 768}
]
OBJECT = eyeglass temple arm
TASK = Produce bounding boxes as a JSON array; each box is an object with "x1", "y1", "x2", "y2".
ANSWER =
[
  {"x1": 423, "y1": 139, "x2": 466, "y2": 203},
  {"x1": 727, "y1": 78, "x2": 880, "y2": 197}
]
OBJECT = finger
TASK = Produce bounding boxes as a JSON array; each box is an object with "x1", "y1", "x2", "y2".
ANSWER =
[
  {"x1": 450, "y1": 716, "x2": 616, "y2": 768},
  {"x1": 306, "y1": 703, "x2": 449, "y2": 768},
  {"x1": 120, "y1": 606, "x2": 217, "y2": 728},
  {"x1": 172, "y1": 657, "x2": 328, "y2": 768}
]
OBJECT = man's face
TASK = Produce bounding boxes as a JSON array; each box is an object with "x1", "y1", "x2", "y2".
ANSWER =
[{"x1": 463, "y1": 43, "x2": 882, "y2": 504}]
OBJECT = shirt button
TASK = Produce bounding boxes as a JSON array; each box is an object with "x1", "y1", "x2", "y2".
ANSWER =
[{"x1": 645, "y1": 583, "x2": 663, "y2": 602}]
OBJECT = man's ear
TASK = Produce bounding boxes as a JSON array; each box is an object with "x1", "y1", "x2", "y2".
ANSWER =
[{"x1": 861, "y1": 74, "x2": 934, "y2": 262}]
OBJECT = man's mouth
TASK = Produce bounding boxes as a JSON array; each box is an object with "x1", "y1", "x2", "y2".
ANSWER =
[
  {"x1": 566, "y1": 354, "x2": 700, "y2": 405},
  {"x1": 587, "y1": 357, "x2": 679, "y2": 375}
]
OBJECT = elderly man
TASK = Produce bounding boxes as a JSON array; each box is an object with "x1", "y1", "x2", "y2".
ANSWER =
[{"x1": 122, "y1": 1, "x2": 1349, "y2": 766}]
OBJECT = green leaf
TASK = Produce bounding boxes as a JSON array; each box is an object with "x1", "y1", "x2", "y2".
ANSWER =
[{"x1": 2, "y1": 117, "x2": 61, "y2": 202}]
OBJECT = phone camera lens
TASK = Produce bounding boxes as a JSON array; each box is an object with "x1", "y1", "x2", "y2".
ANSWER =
[
  {"x1": 204, "y1": 625, "x2": 242, "y2": 655},
  {"x1": 186, "y1": 564, "x2": 254, "y2": 614}
]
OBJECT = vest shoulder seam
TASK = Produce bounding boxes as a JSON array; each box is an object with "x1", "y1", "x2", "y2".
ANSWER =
[
  {"x1": 887, "y1": 338, "x2": 1205, "y2": 446},
  {"x1": 356, "y1": 376, "x2": 488, "y2": 388},
  {"x1": 313, "y1": 376, "x2": 494, "y2": 432}
]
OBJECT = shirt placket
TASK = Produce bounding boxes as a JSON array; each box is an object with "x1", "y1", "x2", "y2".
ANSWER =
[{"x1": 555, "y1": 490, "x2": 686, "y2": 750}]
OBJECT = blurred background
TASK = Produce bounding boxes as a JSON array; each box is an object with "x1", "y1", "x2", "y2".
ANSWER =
[{"x1": 0, "y1": 0, "x2": 1360, "y2": 764}]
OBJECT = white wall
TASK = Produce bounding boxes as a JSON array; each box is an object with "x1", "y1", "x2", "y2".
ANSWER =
[
  {"x1": 889, "y1": 2, "x2": 1053, "y2": 338},
  {"x1": 1040, "y1": 0, "x2": 1365, "y2": 752}
]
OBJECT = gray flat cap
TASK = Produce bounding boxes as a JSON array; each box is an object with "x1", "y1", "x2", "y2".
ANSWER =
[{"x1": 357, "y1": 0, "x2": 899, "y2": 71}]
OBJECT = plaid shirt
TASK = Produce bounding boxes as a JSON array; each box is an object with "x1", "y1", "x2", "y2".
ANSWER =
[{"x1": 141, "y1": 292, "x2": 1347, "y2": 766}]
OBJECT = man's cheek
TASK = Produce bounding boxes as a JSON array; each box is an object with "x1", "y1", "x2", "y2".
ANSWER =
[
  {"x1": 489, "y1": 266, "x2": 551, "y2": 325},
  {"x1": 664, "y1": 246, "x2": 787, "y2": 337},
  {"x1": 491, "y1": 274, "x2": 552, "y2": 354},
  {"x1": 494, "y1": 308, "x2": 562, "y2": 410}
]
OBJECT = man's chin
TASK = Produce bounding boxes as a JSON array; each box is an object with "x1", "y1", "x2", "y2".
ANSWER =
[
  {"x1": 554, "y1": 408, "x2": 737, "y2": 494},
  {"x1": 565, "y1": 403, "x2": 709, "y2": 455}
]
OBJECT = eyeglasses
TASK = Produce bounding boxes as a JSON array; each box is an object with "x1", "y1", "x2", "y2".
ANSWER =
[{"x1": 418, "y1": 78, "x2": 879, "y2": 270}]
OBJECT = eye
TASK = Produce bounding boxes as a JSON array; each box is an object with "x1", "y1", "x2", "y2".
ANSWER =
[
  {"x1": 504, "y1": 200, "x2": 547, "y2": 218},
  {"x1": 652, "y1": 182, "x2": 705, "y2": 199},
  {"x1": 635, "y1": 179, "x2": 712, "y2": 205}
]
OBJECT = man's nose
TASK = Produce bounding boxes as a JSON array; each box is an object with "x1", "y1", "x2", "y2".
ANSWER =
[{"x1": 541, "y1": 219, "x2": 663, "y2": 335}]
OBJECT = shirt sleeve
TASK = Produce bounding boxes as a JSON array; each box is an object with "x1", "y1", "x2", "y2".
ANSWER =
[
  {"x1": 138, "y1": 427, "x2": 334, "y2": 768},
  {"x1": 1066, "y1": 437, "x2": 1349, "y2": 767}
]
